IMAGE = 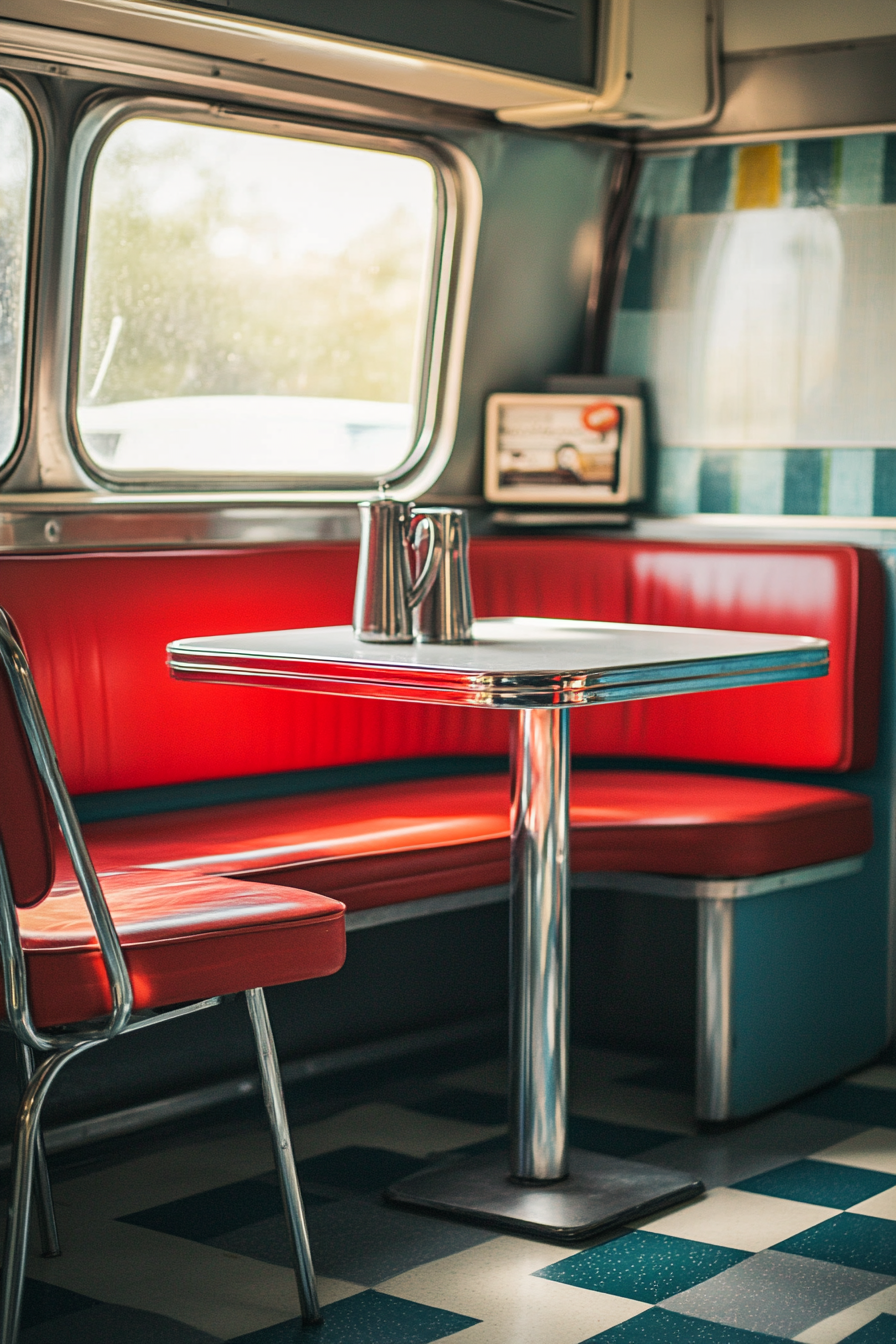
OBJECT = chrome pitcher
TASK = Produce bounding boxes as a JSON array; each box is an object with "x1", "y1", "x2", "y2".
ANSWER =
[
  {"x1": 412, "y1": 507, "x2": 475, "y2": 644},
  {"x1": 354, "y1": 498, "x2": 441, "y2": 642}
]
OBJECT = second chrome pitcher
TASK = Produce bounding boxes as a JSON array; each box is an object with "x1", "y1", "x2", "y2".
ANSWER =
[{"x1": 412, "y1": 507, "x2": 475, "y2": 644}]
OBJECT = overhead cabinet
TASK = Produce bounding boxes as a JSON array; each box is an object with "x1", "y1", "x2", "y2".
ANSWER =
[{"x1": 191, "y1": 0, "x2": 598, "y2": 86}]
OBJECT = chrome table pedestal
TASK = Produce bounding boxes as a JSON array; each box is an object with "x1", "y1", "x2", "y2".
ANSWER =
[
  {"x1": 385, "y1": 705, "x2": 700, "y2": 1239},
  {"x1": 168, "y1": 617, "x2": 828, "y2": 1242}
]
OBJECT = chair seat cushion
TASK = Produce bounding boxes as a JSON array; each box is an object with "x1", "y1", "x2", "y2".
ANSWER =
[
  {"x1": 58, "y1": 772, "x2": 873, "y2": 915},
  {"x1": 13, "y1": 870, "x2": 345, "y2": 1027}
]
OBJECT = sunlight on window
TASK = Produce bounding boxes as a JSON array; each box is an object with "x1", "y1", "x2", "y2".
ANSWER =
[
  {"x1": 77, "y1": 117, "x2": 438, "y2": 477},
  {"x1": 0, "y1": 88, "x2": 32, "y2": 466}
]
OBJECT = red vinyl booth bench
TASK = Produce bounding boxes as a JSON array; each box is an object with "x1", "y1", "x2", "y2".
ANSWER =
[{"x1": 0, "y1": 537, "x2": 885, "y2": 1120}]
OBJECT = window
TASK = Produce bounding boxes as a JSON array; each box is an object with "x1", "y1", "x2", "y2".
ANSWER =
[
  {"x1": 0, "y1": 87, "x2": 33, "y2": 468},
  {"x1": 76, "y1": 114, "x2": 440, "y2": 482},
  {"x1": 609, "y1": 135, "x2": 896, "y2": 516}
]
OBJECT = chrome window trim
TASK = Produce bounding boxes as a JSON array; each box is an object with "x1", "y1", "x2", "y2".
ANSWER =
[
  {"x1": 57, "y1": 93, "x2": 481, "y2": 499},
  {"x1": 0, "y1": 76, "x2": 42, "y2": 486},
  {"x1": 639, "y1": 120, "x2": 896, "y2": 152}
]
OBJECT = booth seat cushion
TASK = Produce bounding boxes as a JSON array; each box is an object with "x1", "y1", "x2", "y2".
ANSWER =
[
  {"x1": 55, "y1": 773, "x2": 873, "y2": 913},
  {"x1": 13, "y1": 870, "x2": 346, "y2": 1028}
]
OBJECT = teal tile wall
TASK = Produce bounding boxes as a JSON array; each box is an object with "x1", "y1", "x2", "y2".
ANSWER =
[{"x1": 609, "y1": 135, "x2": 896, "y2": 517}]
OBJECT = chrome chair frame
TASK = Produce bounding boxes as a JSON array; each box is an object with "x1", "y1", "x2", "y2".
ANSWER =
[{"x1": 0, "y1": 612, "x2": 321, "y2": 1341}]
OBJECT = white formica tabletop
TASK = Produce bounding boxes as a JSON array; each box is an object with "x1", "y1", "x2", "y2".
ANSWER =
[{"x1": 167, "y1": 616, "x2": 828, "y2": 708}]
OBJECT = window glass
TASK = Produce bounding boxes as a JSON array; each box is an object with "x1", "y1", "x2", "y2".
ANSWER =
[
  {"x1": 608, "y1": 135, "x2": 896, "y2": 516},
  {"x1": 0, "y1": 88, "x2": 32, "y2": 466},
  {"x1": 77, "y1": 117, "x2": 438, "y2": 479}
]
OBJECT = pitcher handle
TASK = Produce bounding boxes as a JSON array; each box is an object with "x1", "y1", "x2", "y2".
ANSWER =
[{"x1": 406, "y1": 514, "x2": 442, "y2": 609}]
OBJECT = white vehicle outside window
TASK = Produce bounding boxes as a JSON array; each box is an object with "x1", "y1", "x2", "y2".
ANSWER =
[
  {"x1": 0, "y1": 86, "x2": 33, "y2": 470},
  {"x1": 75, "y1": 113, "x2": 442, "y2": 483}
]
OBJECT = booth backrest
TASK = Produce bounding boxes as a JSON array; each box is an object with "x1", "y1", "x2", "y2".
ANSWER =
[{"x1": 0, "y1": 538, "x2": 882, "y2": 798}]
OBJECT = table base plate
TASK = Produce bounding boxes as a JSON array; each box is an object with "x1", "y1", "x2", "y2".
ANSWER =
[{"x1": 385, "y1": 1148, "x2": 703, "y2": 1242}]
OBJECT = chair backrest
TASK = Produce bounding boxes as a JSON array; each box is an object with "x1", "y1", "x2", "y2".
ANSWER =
[{"x1": 0, "y1": 621, "x2": 55, "y2": 907}]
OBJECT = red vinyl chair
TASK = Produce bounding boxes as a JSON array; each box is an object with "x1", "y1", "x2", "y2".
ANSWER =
[{"x1": 0, "y1": 611, "x2": 346, "y2": 1343}]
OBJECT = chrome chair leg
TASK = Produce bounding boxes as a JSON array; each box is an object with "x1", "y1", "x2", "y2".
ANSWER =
[
  {"x1": 12, "y1": 1041, "x2": 59, "y2": 1259},
  {"x1": 1, "y1": 1041, "x2": 99, "y2": 1344},
  {"x1": 245, "y1": 988, "x2": 321, "y2": 1327}
]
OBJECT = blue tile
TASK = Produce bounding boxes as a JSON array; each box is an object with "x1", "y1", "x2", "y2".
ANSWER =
[
  {"x1": 578, "y1": 1306, "x2": 787, "y2": 1344},
  {"x1": 295, "y1": 1147, "x2": 431, "y2": 1194},
  {"x1": 121, "y1": 1176, "x2": 293, "y2": 1240},
  {"x1": 211, "y1": 1195, "x2": 497, "y2": 1285},
  {"x1": 734, "y1": 1160, "x2": 896, "y2": 1209},
  {"x1": 534, "y1": 1231, "x2": 750, "y2": 1303},
  {"x1": 568, "y1": 1117, "x2": 679, "y2": 1159},
  {"x1": 791, "y1": 1085, "x2": 896, "y2": 1129},
  {"x1": 231, "y1": 1289, "x2": 479, "y2": 1342},
  {"x1": 773, "y1": 1213, "x2": 896, "y2": 1276},
  {"x1": 841, "y1": 1315, "x2": 896, "y2": 1344}
]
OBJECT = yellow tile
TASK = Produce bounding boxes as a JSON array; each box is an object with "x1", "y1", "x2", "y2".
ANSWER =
[
  {"x1": 735, "y1": 143, "x2": 782, "y2": 209},
  {"x1": 796, "y1": 1284, "x2": 896, "y2": 1344},
  {"x1": 380, "y1": 1235, "x2": 648, "y2": 1344},
  {"x1": 632, "y1": 1186, "x2": 837, "y2": 1251},
  {"x1": 813, "y1": 1128, "x2": 896, "y2": 1175}
]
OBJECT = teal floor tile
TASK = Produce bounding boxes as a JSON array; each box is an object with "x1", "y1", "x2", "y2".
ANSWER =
[
  {"x1": 791, "y1": 1087, "x2": 896, "y2": 1129},
  {"x1": 773, "y1": 1214, "x2": 896, "y2": 1277},
  {"x1": 231, "y1": 1289, "x2": 480, "y2": 1342},
  {"x1": 534, "y1": 1231, "x2": 750, "y2": 1303},
  {"x1": 579, "y1": 1305, "x2": 787, "y2": 1344},
  {"x1": 840, "y1": 1315, "x2": 896, "y2": 1344},
  {"x1": 21, "y1": 1302, "x2": 220, "y2": 1343},
  {"x1": 619, "y1": 1061, "x2": 695, "y2": 1096},
  {"x1": 414, "y1": 1089, "x2": 506, "y2": 1125},
  {"x1": 120, "y1": 1175, "x2": 300, "y2": 1240},
  {"x1": 734, "y1": 1160, "x2": 896, "y2": 1209},
  {"x1": 19, "y1": 1283, "x2": 100, "y2": 1332},
  {"x1": 295, "y1": 1146, "x2": 431, "y2": 1194},
  {"x1": 568, "y1": 1117, "x2": 679, "y2": 1158},
  {"x1": 211, "y1": 1194, "x2": 497, "y2": 1285}
]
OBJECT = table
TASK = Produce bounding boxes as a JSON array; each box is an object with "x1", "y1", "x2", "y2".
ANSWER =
[{"x1": 168, "y1": 617, "x2": 828, "y2": 1240}]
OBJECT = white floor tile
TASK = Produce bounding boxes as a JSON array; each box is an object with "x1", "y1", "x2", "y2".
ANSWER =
[
  {"x1": 25, "y1": 1207, "x2": 364, "y2": 1339},
  {"x1": 813, "y1": 1128, "x2": 896, "y2": 1175},
  {"x1": 50, "y1": 1130, "x2": 277, "y2": 1219},
  {"x1": 380, "y1": 1235, "x2": 648, "y2": 1344},
  {"x1": 849, "y1": 1187, "x2": 896, "y2": 1221},
  {"x1": 631, "y1": 1186, "x2": 838, "y2": 1251},
  {"x1": 289, "y1": 1103, "x2": 504, "y2": 1159},
  {"x1": 848, "y1": 1067, "x2": 896, "y2": 1091}
]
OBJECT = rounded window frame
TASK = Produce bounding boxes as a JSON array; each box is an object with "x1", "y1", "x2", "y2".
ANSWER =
[
  {"x1": 64, "y1": 94, "x2": 479, "y2": 498},
  {"x1": 0, "y1": 76, "x2": 43, "y2": 487}
]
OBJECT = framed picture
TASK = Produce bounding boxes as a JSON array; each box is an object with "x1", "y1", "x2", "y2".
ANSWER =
[{"x1": 484, "y1": 392, "x2": 644, "y2": 505}]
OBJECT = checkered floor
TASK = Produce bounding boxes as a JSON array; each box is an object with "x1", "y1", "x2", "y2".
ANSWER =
[{"x1": 10, "y1": 1048, "x2": 896, "y2": 1342}]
